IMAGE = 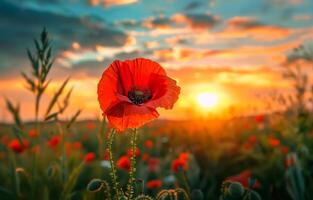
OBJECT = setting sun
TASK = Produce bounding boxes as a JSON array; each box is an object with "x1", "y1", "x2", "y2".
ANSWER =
[{"x1": 197, "y1": 92, "x2": 219, "y2": 109}]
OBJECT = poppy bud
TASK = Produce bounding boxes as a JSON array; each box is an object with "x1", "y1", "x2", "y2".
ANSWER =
[{"x1": 87, "y1": 179, "x2": 104, "y2": 192}]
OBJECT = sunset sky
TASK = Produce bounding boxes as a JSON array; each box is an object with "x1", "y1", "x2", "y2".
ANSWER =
[{"x1": 1, "y1": 0, "x2": 313, "y2": 122}]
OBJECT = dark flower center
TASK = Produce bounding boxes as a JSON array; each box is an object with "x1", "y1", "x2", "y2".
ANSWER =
[{"x1": 128, "y1": 89, "x2": 152, "y2": 105}]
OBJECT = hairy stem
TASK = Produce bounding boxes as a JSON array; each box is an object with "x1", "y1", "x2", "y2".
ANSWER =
[
  {"x1": 108, "y1": 129, "x2": 121, "y2": 199},
  {"x1": 127, "y1": 128, "x2": 138, "y2": 199}
]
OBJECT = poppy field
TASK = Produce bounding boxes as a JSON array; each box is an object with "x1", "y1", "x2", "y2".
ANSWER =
[{"x1": 0, "y1": 28, "x2": 313, "y2": 200}]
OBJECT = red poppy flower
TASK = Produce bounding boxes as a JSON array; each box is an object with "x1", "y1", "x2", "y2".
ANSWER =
[
  {"x1": 226, "y1": 170, "x2": 261, "y2": 189},
  {"x1": 84, "y1": 152, "x2": 96, "y2": 163},
  {"x1": 127, "y1": 147, "x2": 140, "y2": 158},
  {"x1": 31, "y1": 145, "x2": 40, "y2": 153},
  {"x1": 148, "y1": 158, "x2": 160, "y2": 172},
  {"x1": 178, "y1": 152, "x2": 189, "y2": 162},
  {"x1": 147, "y1": 179, "x2": 162, "y2": 189},
  {"x1": 28, "y1": 129, "x2": 39, "y2": 138},
  {"x1": 97, "y1": 58, "x2": 180, "y2": 131},
  {"x1": 171, "y1": 158, "x2": 188, "y2": 173},
  {"x1": 268, "y1": 136, "x2": 280, "y2": 147},
  {"x1": 281, "y1": 146, "x2": 289, "y2": 154},
  {"x1": 285, "y1": 154, "x2": 296, "y2": 168},
  {"x1": 103, "y1": 150, "x2": 110, "y2": 160},
  {"x1": 144, "y1": 140, "x2": 154, "y2": 149},
  {"x1": 87, "y1": 122, "x2": 96, "y2": 130},
  {"x1": 72, "y1": 142, "x2": 82, "y2": 150},
  {"x1": 248, "y1": 135, "x2": 257, "y2": 144},
  {"x1": 48, "y1": 135, "x2": 61, "y2": 148},
  {"x1": 117, "y1": 155, "x2": 131, "y2": 171},
  {"x1": 255, "y1": 115, "x2": 264, "y2": 123},
  {"x1": 141, "y1": 153, "x2": 150, "y2": 161},
  {"x1": 243, "y1": 135, "x2": 258, "y2": 150},
  {"x1": 8, "y1": 139, "x2": 28, "y2": 153}
]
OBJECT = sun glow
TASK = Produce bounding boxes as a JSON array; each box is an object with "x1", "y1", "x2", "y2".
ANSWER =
[{"x1": 197, "y1": 92, "x2": 219, "y2": 109}]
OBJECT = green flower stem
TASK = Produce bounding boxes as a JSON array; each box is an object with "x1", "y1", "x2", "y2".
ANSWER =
[
  {"x1": 127, "y1": 128, "x2": 138, "y2": 200},
  {"x1": 182, "y1": 170, "x2": 191, "y2": 197},
  {"x1": 108, "y1": 129, "x2": 121, "y2": 199}
]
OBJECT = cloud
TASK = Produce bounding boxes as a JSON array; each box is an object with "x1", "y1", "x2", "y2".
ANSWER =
[
  {"x1": 292, "y1": 14, "x2": 313, "y2": 21},
  {"x1": 184, "y1": 1, "x2": 202, "y2": 10},
  {"x1": 0, "y1": 0, "x2": 129, "y2": 72},
  {"x1": 143, "y1": 17, "x2": 175, "y2": 30},
  {"x1": 266, "y1": 0, "x2": 303, "y2": 5},
  {"x1": 89, "y1": 0, "x2": 138, "y2": 7},
  {"x1": 171, "y1": 13, "x2": 219, "y2": 29},
  {"x1": 221, "y1": 16, "x2": 292, "y2": 41}
]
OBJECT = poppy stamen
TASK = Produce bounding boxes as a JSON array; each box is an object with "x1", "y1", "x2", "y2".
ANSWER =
[{"x1": 128, "y1": 89, "x2": 152, "y2": 105}]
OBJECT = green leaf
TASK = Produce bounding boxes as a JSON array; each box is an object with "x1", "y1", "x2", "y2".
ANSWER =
[
  {"x1": 21, "y1": 72, "x2": 36, "y2": 92},
  {"x1": 5, "y1": 99, "x2": 22, "y2": 128},
  {"x1": 0, "y1": 186, "x2": 13, "y2": 198},
  {"x1": 59, "y1": 87, "x2": 74, "y2": 113},
  {"x1": 45, "y1": 77, "x2": 70, "y2": 118},
  {"x1": 44, "y1": 112, "x2": 59, "y2": 121},
  {"x1": 66, "y1": 109, "x2": 81, "y2": 129},
  {"x1": 59, "y1": 162, "x2": 84, "y2": 200}
]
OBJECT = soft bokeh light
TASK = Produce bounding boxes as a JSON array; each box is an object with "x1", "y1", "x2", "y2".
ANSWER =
[{"x1": 197, "y1": 92, "x2": 219, "y2": 109}]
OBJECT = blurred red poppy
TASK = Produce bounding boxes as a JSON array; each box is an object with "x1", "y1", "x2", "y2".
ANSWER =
[
  {"x1": 31, "y1": 145, "x2": 40, "y2": 153},
  {"x1": 243, "y1": 135, "x2": 258, "y2": 150},
  {"x1": 281, "y1": 146, "x2": 289, "y2": 154},
  {"x1": 255, "y1": 115, "x2": 264, "y2": 123},
  {"x1": 178, "y1": 152, "x2": 189, "y2": 162},
  {"x1": 87, "y1": 122, "x2": 96, "y2": 130},
  {"x1": 103, "y1": 150, "x2": 110, "y2": 160},
  {"x1": 226, "y1": 170, "x2": 261, "y2": 189},
  {"x1": 117, "y1": 156, "x2": 131, "y2": 171},
  {"x1": 144, "y1": 140, "x2": 154, "y2": 149},
  {"x1": 8, "y1": 139, "x2": 28, "y2": 153},
  {"x1": 72, "y1": 142, "x2": 82, "y2": 150},
  {"x1": 285, "y1": 155, "x2": 296, "y2": 168},
  {"x1": 147, "y1": 179, "x2": 162, "y2": 189},
  {"x1": 171, "y1": 158, "x2": 188, "y2": 173},
  {"x1": 48, "y1": 136, "x2": 61, "y2": 148},
  {"x1": 148, "y1": 158, "x2": 160, "y2": 172},
  {"x1": 97, "y1": 58, "x2": 180, "y2": 131},
  {"x1": 141, "y1": 153, "x2": 150, "y2": 161},
  {"x1": 84, "y1": 152, "x2": 96, "y2": 163},
  {"x1": 28, "y1": 129, "x2": 39, "y2": 138},
  {"x1": 268, "y1": 136, "x2": 280, "y2": 147},
  {"x1": 127, "y1": 147, "x2": 140, "y2": 158}
]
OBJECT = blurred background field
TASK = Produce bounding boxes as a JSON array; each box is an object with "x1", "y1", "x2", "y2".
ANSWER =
[{"x1": 1, "y1": 112, "x2": 313, "y2": 199}]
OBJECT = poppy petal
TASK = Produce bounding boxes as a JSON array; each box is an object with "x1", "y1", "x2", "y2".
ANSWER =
[
  {"x1": 106, "y1": 103, "x2": 159, "y2": 131},
  {"x1": 123, "y1": 58, "x2": 166, "y2": 91},
  {"x1": 145, "y1": 74, "x2": 180, "y2": 109}
]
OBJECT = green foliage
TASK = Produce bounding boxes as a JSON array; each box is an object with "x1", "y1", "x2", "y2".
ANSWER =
[
  {"x1": 60, "y1": 163, "x2": 84, "y2": 200},
  {"x1": 285, "y1": 153, "x2": 305, "y2": 200},
  {"x1": 220, "y1": 181, "x2": 261, "y2": 200}
]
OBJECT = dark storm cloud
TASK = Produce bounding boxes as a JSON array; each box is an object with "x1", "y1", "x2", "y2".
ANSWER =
[{"x1": 0, "y1": 0, "x2": 128, "y2": 71}]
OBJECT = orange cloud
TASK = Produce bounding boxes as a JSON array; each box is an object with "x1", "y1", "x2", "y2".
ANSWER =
[
  {"x1": 89, "y1": 0, "x2": 138, "y2": 7},
  {"x1": 171, "y1": 13, "x2": 219, "y2": 29},
  {"x1": 223, "y1": 16, "x2": 292, "y2": 42},
  {"x1": 293, "y1": 15, "x2": 313, "y2": 21}
]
